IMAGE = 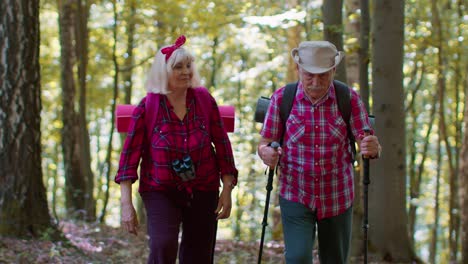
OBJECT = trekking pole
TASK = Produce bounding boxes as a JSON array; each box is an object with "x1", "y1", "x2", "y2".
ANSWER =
[
  {"x1": 258, "y1": 141, "x2": 280, "y2": 264},
  {"x1": 362, "y1": 129, "x2": 370, "y2": 264}
]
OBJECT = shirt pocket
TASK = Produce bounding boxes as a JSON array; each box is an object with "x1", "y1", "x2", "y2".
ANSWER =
[
  {"x1": 285, "y1": 115, "x2": 305, "y2": 144},
  {"x1": 326, "y1": 115, "x2": 348, "y2": 144},
  {"x1": 149, "y1": 122, "x2": 179, "y2": 184},
  {"x1": 187, "y1": 119, "x2": 211, "y2": 154},
  {"x1": 196, "y1": 118, "x2": 210, "y2": 140},
  {"x1": 151, "y1": 123, "x2": 177, "y2": 152}
]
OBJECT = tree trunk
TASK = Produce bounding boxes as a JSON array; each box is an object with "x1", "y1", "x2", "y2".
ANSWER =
[
  {"x1": 343, "y1": 0, "x2": 360, "y2": 87},
  {"x1": 457, "y1": 0, "x2": 467, "y2": 261},
  {"x1": 75, "y1": 0, "x2": 96, "y2": 222},
  {"x1": 430, "y1": 0, "x2": 459, "y2": 261},
  {"x1": 122, "y1": 0, "x2": 137, "y2": 105},
  {"x1": 322, "y1": 0, "x2": 347, "y2": 82},
  {"x1": 429, "y1": 124, "x2": 442, "y2": 264},
  {"x1": 407, "y1": 57, "x2": 433, "y2": 252},
  {"x1": 286, "y1": 23, "x2": 301, "y2": 83},
  {"x1": 370, "y1": 0, "x2": 414, "y2": 261},
  {"x1": 234, "y1": 51, "x2": 248, "y2": 240},
  {"x1": 100, "y1": 0, "x2": 119, "y2": 223},
  {"x1": 58, "y1": 0, "x2": 88, "y2": 220},
  {"x1": 0, "y1": 0, "x2": 54, "y2": 237},
  {"x1": 342, "y1": 0, "x2": 365, "y2": 258},
  {"x1": 207, "y1": 36, "x2": 220, "y2": 91},
  {"x1": 122, "y1": 0, "x2": 148, "y2": 226},
  {"x1": 408, "y1": 92, "x2": 436, "y2": 249},
  {"x1": 460, "y1": 65, "x2": 468, "y2": 264},
  {"x1": 358, "y1": 0, "x2": 370, "y2": 112}
]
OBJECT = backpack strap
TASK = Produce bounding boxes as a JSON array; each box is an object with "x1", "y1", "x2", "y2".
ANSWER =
[
  {"x1": 333, "y1": 80, "x2": 356, "y2": 160},
  {"x1": 145, "y1": 93, "x2": 160, "y2": 138},
  {"x1": 193, "y1": 87, "x2": 213, "y2": 134},
  {"x1": 279, "y1": 82, "x2": 298, "y2": 145}
]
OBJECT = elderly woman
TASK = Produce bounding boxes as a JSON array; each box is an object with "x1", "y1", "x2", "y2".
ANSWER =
[{"x1": 115, "y1": 35, "x2": 238, "y2": 264}]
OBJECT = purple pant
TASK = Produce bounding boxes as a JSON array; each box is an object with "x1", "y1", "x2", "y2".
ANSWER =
[{"x1": 141, "y1": 190, "x2": 218, "y2": 264}]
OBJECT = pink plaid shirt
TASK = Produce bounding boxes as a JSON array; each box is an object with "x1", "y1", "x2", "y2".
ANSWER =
[
  {"x1": 115, "y1": 88, "x2": 238, "y2": 193},
  {"x1": 260, "y1": 82, "x2": 373, "y2": 220}
]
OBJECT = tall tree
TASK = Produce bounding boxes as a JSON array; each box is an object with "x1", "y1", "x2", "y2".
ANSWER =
[
  {"x1": 322, "y1": 0, "x2": 347, "y2": 82},
  {"x1": 429, "y1": 129, "x2": 442, "y2": 263},
  {"x1": 57, "y1": 0, "x2": 95, "y2": 221},
  {"x1": 430, "y1": 0, "x2": 460, "y2": 260},
  {"x1": 460, "y1": 65, "x2": 468, "y2": 264},
  {"x1": 0, "y1": 0, "x2": 54, "y2": 236},
  {"x1": 369, "y1": 0, "x2": 414, "y2": 261},
  {"x1": 343, "y1": 0, "x2": 369, "y2": 258},
  {"x1": 122, "y1": 0, "x2": 137, "y2": 105},
  {"x1": 343, "y1": 0, "x2": 360, "y2": 87},
  {"x1": 457, "y1": 0, "x2": 468, "y2": 261},
  {"x1": 75, "y1": 0, "x2": 96, "y2": 222},
  {"x1": 358, "y1": 0, "x2": 370, "y2": 112},
  {"x1": 99, "y1": 0, "x2": 120, "y2": 223}
]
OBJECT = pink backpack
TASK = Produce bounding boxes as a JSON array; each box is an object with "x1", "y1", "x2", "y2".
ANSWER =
[
  {"x1": 115, "y1": 88, "x2": 235, "y2": 134},
  {"x1": 144, "y1": 87, "x2": 214, "y2": 136}
]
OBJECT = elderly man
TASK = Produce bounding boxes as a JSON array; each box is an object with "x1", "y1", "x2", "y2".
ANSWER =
[{"x1": 257, "y1": 41, "x2": 381, "y2": 264}]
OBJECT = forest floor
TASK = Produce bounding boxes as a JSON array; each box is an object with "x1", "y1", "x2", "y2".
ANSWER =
[
  {"x1": 0, "y1": 221, "x2": 398, "y2": 263},
  {"x1": 0, "y1": 220, "x2": 286, "y2": 264}
]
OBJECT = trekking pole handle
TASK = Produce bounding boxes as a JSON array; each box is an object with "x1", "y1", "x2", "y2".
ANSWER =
[
  {"x1": 267, "y1": 141, "x2": 280, "y2": 165},
  {"x1": 362, "y1": 129, "x2": 371, "y2": 158},
  {"x1": 268, "y1": 141, "x2": 280, "y2": 150},
  {"x1": 265, "y1": 141, "x2": 280, "y2": 190},
  {"x1": 362, "y1": 129, "x2": 371, "y2": 185}
]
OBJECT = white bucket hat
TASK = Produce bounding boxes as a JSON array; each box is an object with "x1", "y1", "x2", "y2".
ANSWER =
[{"x1": 291, "y1": 41, "x2": 345, "y2": 74}]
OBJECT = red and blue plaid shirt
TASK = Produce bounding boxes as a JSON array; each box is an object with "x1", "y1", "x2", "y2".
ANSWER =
[
  {"x1": 115, "y1": 88, "x2": 238, "y2": 193},
  {"x1": 260, "y1": 82, "x2": 373, "y2": 220}
]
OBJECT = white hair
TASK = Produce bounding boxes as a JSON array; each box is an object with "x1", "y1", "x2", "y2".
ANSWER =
[{"x1": 145, "y1": 46, "x2": 202, "y2": 94}]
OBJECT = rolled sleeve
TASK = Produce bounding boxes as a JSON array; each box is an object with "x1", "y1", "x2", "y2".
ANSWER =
[
  {"x1": 115, "y1": 100, "x2": 146, "y2": 184},
  {"x1": 349, "y1": 88, "x2": 375, "y2": 139}
]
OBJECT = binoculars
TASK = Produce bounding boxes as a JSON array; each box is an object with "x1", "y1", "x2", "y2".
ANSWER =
[{"x1": 171, "y1": 155, "x2": 196, "y2": 182}]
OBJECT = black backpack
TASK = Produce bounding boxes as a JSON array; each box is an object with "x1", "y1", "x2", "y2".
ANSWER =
[{"x1": 254, "y1": 80, "x2": 358, "y2": 160}]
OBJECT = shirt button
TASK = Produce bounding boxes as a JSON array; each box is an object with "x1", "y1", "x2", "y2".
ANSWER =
[
  {"x1": 315, "y1": 125, "x2": 319, "y2": 129},
  {"x1": 315, "y1": 145, "x2": 319, "y2": 148}
]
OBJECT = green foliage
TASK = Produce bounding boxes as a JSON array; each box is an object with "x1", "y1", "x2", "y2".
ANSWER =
[
  {"x1": 404, "y1": 0, "x2": 467, "y2": 262},
  {"x1": 37, "y1": 0, "x2": 467, "y2": 262}
]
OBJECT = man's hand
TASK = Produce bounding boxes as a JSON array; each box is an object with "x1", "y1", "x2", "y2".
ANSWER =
[
  {"x1": 258, "y1": 140, "x2": 282, "y2": 168},
  {"x1": 360, "y1": 135, "x2": 381, "y2": 159}
]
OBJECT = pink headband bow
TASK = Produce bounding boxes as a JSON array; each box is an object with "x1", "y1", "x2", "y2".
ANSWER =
[{"x1": 161, "y1": 35, "x2": 186, "y2": 62}]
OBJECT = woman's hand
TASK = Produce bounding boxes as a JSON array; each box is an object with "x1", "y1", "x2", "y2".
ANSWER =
[
  {"x1": 121, "y1": 202, "x2": 139, "y2": 235},
  {"x1": 215, "y1": 186, "x2": 233, "y2": 220},
  {"x1": 120, "y1": 180, "x2": 139, "y2": 235}
]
